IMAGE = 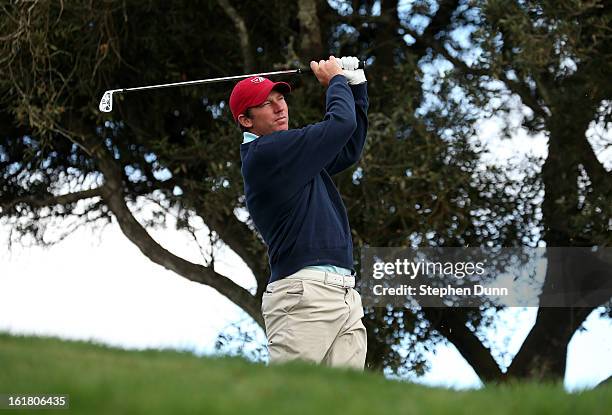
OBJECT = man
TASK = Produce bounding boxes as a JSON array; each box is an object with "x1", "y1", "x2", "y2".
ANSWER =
[{"x1": 230, "y1": 56, "x2": 368, "y2": 370}]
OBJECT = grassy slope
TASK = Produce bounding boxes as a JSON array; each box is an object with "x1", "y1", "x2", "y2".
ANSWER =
[{"x1": 0, "y1": 332, "x2": 609, "y2": 415}]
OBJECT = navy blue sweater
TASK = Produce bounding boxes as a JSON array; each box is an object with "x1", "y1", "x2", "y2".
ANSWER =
[{"x1": 240, "y1": 75, "x2": 368, "y2": 283}]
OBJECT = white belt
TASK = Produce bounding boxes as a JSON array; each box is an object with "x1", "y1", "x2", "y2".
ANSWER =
[{"x1": 285, "y1": 268, "x2": 355, "y2": 288}]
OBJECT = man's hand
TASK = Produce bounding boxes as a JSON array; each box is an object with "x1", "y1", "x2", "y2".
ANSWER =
[
  {"x1": 310, "y1": 56, "x2": 344, "y2": 87},
  {"x1": 339, "y1": 56, "x2": 367, "y2": 85}
]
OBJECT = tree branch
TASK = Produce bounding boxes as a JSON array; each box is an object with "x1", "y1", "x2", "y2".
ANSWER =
[
  {"x1": 421, "y1": 307, "x2": 504, "y2": 382},
  {"x1": 0, "y1": 188, "x2": 104, "y2": 215},
  {"x1": 405, "y1": 24, "x2": 549, "y2": 120},
  {"x1": 216, "y1": 0, "x2": 254, "y2": 72},
  {"x1": 91, "y1": 141, "x2": 264, "y2": 327},
  {"x1": 401, "y1": 0, "x2": 550, "y2": 121},
  {"x1": 127, "y1": 175, "x2": 270, "y2": 296},
  {"x1": 297, "y1": 0, "x2": 323, "y2": 58},
  {"x1": 567, "y1": 101, "x2": 612, "y2": 195},
  {"x1": 506, "y1": 306, "x2": 594, "y2": 379},
  {"x1": 201, "y1": 212, "x2": 270, "y2": 297},
  {"x1": 409, "y1": 0, "x2": 460, "y2": 58}
]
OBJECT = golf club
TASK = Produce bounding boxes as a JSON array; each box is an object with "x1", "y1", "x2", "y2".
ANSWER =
[{"x1": 98, "y1": 61, "x2": 366, "y2": 112}]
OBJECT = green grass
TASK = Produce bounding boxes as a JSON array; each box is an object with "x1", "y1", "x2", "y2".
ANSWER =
[{"x1": 0, "y1": 332, "x2": 609, "y2": 415}]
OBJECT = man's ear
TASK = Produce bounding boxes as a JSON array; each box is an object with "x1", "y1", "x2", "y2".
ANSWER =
[{"x1": 237, "y1": 114, "x2": 253, "y2": 129}]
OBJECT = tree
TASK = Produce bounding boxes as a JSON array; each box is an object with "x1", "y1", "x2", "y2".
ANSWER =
[
  {"x1": 417, "y1": 0, "x2": 612, "y2": 380},
  {"x1": 1, "y1": 0, "x2": 610, "y2": 383}
]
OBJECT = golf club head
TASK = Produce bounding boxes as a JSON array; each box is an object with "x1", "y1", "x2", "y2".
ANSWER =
[{"x1": 99, "y1": 90, "x2": 114, "y2": 112}]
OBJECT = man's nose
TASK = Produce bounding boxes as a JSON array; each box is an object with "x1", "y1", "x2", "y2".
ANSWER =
[{"x1": 272, "y1": 102, "x2": 284, "y2": 112}]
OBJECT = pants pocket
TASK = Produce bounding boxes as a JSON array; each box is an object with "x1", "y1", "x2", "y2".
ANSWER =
[{"x1": 262, "y1": 279, "x2": 305, "y2": 317}]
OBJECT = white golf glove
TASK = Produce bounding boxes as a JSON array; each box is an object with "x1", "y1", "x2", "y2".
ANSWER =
[{"x1": 339, "y1": 56, "x2": 367, "y2": 85}]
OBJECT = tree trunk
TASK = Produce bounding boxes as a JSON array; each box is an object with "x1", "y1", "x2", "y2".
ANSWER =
[{"x1": 506, "y1": 91, "x2": 605, "y2": 380}]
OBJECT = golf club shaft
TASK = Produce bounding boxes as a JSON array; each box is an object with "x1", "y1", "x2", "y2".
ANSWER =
[
  {"x1": 117, "y1": 69, "x2": 298, "y2": 94},
  {"x1": 112, "y1": 61, "x2": 366, "y2": 94},
  {"x1": 99, "y1": 61, "x2": 366, "y2": 112}
]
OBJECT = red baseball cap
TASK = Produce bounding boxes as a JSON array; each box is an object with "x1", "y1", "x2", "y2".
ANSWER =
[{"x1": 229, "y1": 76, "x2": 291, "y2": 121}]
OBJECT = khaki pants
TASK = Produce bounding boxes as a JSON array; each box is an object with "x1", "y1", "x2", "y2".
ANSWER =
[{"x1": 261, "y1": 269, "x2": 367, "y2": 370}]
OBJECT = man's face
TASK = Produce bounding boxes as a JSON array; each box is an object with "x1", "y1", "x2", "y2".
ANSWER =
[{"x1": 238, "y1": 90, "x2": 289, "y2": 136}]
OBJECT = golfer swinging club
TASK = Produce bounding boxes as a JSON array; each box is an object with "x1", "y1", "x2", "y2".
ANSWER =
[{"x1": 230, "y1": 55, "x2": 368, "y2": 370}]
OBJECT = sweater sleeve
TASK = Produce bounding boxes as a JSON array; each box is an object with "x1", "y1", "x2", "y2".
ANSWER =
[
  {"x1": 246, "y1": 75, "x2": 357, "y2": 202},
  {"x1": 324, "y1": 82, "x2": 369, "y2": 176}
]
